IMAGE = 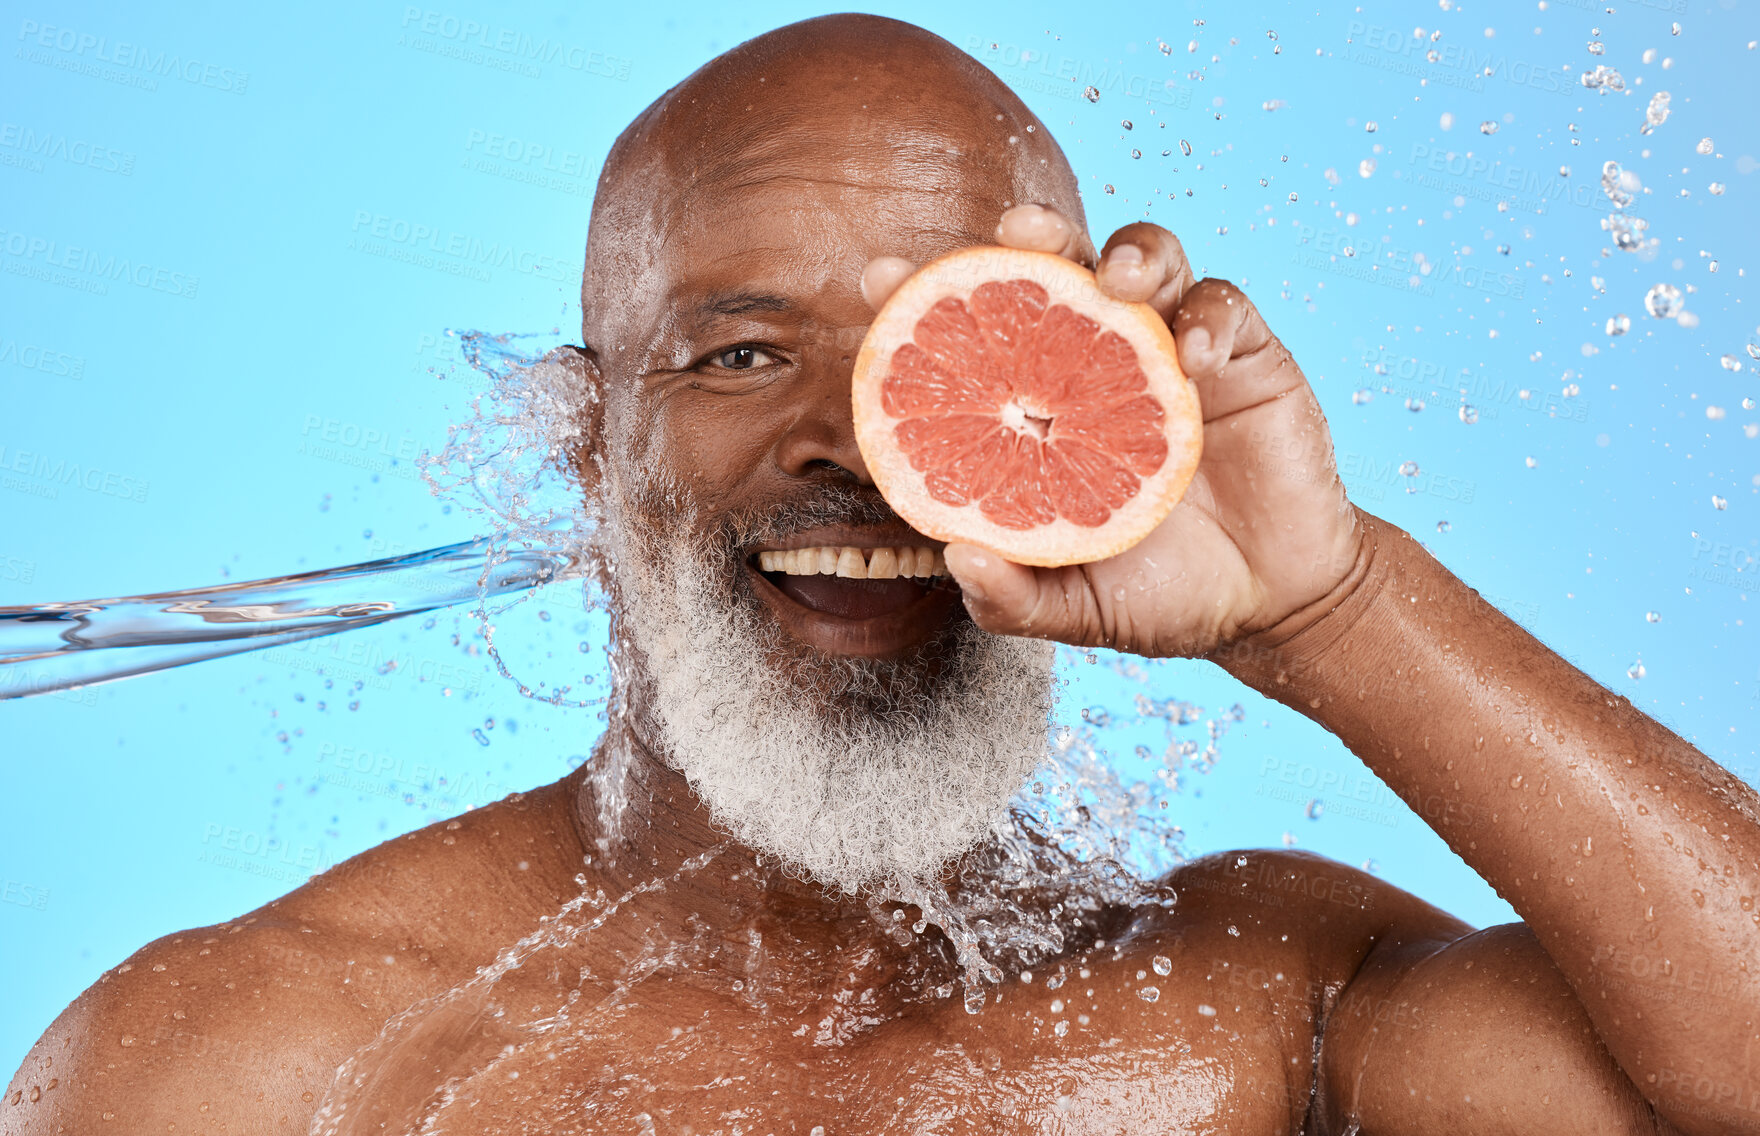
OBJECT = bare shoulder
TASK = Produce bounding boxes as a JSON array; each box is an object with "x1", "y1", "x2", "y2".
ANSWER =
[{"x1": 3, "y1": 777, "x2": 587, "y2": 1134}]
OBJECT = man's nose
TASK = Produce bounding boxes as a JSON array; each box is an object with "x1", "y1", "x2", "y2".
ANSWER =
[{"x1": 772, "y1": 358, "x2": 874, "y2": 485}]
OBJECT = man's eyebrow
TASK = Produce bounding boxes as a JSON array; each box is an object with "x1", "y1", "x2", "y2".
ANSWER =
[{"x1": 702, "y1": 292, "x2": 793, "y2": 316}]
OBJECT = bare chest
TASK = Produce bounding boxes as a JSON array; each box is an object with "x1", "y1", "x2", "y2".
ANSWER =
[{"x1": 345, "y1": 975, "x2": 1310, "y2": 1135}]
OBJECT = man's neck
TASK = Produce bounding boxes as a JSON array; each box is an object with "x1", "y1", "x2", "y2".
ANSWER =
[{"x1": 565, "y1": 714, "x2": 942, "y2": 1012}]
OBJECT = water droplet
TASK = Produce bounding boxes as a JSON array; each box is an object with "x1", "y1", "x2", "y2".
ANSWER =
[
  {"x1": 1364, "y1": 120, "x2": 1378, "y2": 132},
  {"x1": 1639, "y1": 90, "x2": 1672, "y2": 135},
  {"x1": 1458, "y1": 404, "x2": 1479, "y2": 424},
  {"x1": 1305, "y1": 798, "x2": 1325, "y2": 819},
  {"x1": 1644, "y1": 283, "x2": 1683, "y2": 319},
  {"x1": 1352, "y1": 389, "x2": 1373, "y2": 405},
  {"x1": 1722, "y1": 355, "x2": 1742, "y2": 372},
  {"x1": 1083, "y1": 85, "x2": 1101, "y2": 103},
  {"x1": 1645, "y1": 611, "x2": 1661, "y2": 623},
  {"x1": 1180, "y1": 138, "x2": 1193, "y2": 157},
  {"x1": 1587, "y1": 41, "x2": 1606, "y2": 55},
  {"x1": 1581, "y1": 64, "x2": 1626, "y2": 93},
  {"x1": 1121, "y1": 119, "x2": 1133, "y2": 130},
  {"x1": 1672, "y1": 21, "x2": 1682, "y2": 35},
  {"x1": 471, "y1": 728, "x2": 490, "y2": 746},
  {"x1": 1131, "y1": 149, "x2": 1142, "y2": 159},
  {"x1": 1405, "y1": 398, "x2": 1426, "y2": 412},
  {"x1": 1399, "y1": 460, "x2": 1420, "y2": 477},
  {"x1": 1437, "y1": 520, "x2": 1452, "y2": 534},
  {"x1": 1525, "y1": 456, "x2": 1538, "y2": 469},
  {"x1": 1287, "y1": 191, "x2": 1298, "y2": 203},
  {"x1": 1103, "y1": 184, "x2": 1115, "y2": 195},
  {"x1": 1606, "y1": 314, "x2": 1631, "y2": 336},
  {"x1": 1479, "y1": 120, "x2": 1498, "y2": 135},
  {"x1": 1710, "y1": 182, "x2": 1726, "y2": 196},
  {"x1": 1712, "y1": 495, "x2": 1728, "y2": 511},
  {"x1": 1152, "y1": 955, "x2": 1172, "y2": 976},
  {"x1": 1698, "y1": 137, "x2": 1715, "y2": 155},
  {"x1": 1139, "y1": 985, "x2": 1161, "y2": 1002},
  {"x1": 1197, "y1": 1002, "x2": 1217, "y2": 1016},
  {"x1": 1358, "y1": 158, "x2": 1376, "y2": 178},
  {"x1": 1628, "y1": 659, "x2": 1647, "y2": 680}
]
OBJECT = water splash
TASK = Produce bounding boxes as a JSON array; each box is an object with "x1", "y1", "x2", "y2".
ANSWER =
[{"x1": 0, "y1": 531, "x2": 583, "y2": 701}]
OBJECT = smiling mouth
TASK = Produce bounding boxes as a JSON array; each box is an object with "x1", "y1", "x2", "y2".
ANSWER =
[{"x1": 750, "y1": 544, "x2": 955, "y2": 623}]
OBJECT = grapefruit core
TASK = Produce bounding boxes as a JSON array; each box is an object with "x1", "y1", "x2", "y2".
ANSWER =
[{"x1": 852, "y1": 247, "x2": 1203, "y2": 568}]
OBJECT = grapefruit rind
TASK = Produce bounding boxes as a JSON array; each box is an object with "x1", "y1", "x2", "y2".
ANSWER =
[{"x1": 852, "y1": 247, "x2": 1202, "y2": 568}]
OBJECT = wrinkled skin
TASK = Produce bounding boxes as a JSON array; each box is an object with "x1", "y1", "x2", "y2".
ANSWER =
[{"x1": 10, "y1": 15, "x2": 1758, "y2": 1136}]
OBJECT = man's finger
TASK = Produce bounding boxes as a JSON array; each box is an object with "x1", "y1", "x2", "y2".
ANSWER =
[
  {"x1": 996, "y1": 204, "x2": 1089, "y2": 263},
  {"x1": 1172, "y1": 277, "x2": 1306, "y2": 422},
  {"x1": 943, "y1": 543, "x2": 1098, "y2": 643},
  {"x1": 861, "y1": 255, "x2": 918, "y2": 311},
  {"x1": 1097, "y1": 223, "x2": 1196, "y2": 317}
]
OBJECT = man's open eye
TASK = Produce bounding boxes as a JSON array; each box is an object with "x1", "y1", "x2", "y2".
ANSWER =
[{"x1": 712, "y1": 345, "x2": 778, "y2": 370}]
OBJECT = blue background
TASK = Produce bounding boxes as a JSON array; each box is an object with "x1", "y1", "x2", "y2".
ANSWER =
[{"x1": 4, "y1": 0, "x2": 1757, "y2": 1074}]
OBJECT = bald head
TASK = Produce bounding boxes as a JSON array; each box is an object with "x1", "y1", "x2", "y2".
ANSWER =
[{"x1": 580, "y1": 14, "x2": 1087, "y2": 352}]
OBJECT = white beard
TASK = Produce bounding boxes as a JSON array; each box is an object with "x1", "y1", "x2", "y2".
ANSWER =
[{"x1": 603, "y1": 474, "x2": 1056, "y2": 896}]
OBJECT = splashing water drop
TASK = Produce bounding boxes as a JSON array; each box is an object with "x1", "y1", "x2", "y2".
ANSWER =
[
  {"x1": 1723, "y1": 355, "x2": 1743, "y2": 372},
  {"x1": 1628, "y1": 659, "x2": 1647, "y2": 680},
  {"x1": 1083, "y1": 86, "x2": 1100, "y2": 103},
  {"x1": 1640, "y1": 91, "x2": 1671, "y2": 134},
  {"x1": 1712, "y1": 495, "x2": 1728, "y2": 511},
  {"x1": 1698, "y1": 137, "x2": 1715, "y2": 155},
  {"x1": 1479, "y1": 120, "x2": 1498, "y2": 135},
  {"x1": 1305, "y1": 799, "x2": 1325, "y2": 820},
  {"x1": 1606, "y1": 314, "x2": 1631, "y2": 336},
  {"x1": 1645, "y1": 611, "x2": 1661, "y2": 623},
  {"x1": 1644, "y1": 283, "x2": 1683, "y2": 319},
  {"x1": 1364, "y1": 121, "x2": 1378, "y2": 132},
  {"x1": 1458, "y1": 404, "x2": 1479, "y2": 424},
  {"x1": 1359, "y1": 158, "x2": 1376, "y2": 178}
]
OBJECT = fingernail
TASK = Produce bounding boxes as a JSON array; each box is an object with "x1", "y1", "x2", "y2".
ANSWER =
[
  {"x1": 1106, "y1": 244, "x2": 1145, "y2": 268},
  {"x1": 1182, "y1": 326, "x2": 1212, "y2": 362}
]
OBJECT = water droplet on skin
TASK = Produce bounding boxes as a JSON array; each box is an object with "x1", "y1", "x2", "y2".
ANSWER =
[
  {"x1": 1152, "y1": 955, "x2": 1172, "y2": 976},
  {"x1": 1197, "y1": 1002, "x2": 1217, "y2": 1016},
  {"x1": 1137, "y1": 985, "x2": 1161, "y2": 1002},
  {"x1": 1509, "y1": 774, "x2": 1525, "y2": 789},
  {"x1": 1054, "y1": 1019, "x2": 1070, "y2": 1036}
]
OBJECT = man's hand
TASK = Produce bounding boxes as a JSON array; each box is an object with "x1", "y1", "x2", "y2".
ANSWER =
[{"x1": 862, "y1": 204, "x2": 1363, "y2": 659}]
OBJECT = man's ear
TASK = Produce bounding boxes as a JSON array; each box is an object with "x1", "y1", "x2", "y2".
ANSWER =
[{"x1": 551, "y1": 344, "x2": 607, "y2": 500}]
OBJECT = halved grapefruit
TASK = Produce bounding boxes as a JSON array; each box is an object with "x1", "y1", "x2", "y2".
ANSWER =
[{"x1": 852, "y1": 247, "x2": 1202, "y2": 568}]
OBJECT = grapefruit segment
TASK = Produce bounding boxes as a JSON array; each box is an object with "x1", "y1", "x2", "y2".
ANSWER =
[{"x1": 853, "y1": 247, "x2": 1203, "y2": 568}]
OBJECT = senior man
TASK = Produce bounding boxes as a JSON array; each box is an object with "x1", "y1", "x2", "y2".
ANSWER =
[{"x1": 8, "y1": 14, "x2": 1757, "y2": 1135}]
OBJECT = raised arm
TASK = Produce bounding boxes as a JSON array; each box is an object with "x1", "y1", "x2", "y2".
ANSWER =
[{"x1": 905, "y1": 208, "x2": 1760, "y2": 1135}]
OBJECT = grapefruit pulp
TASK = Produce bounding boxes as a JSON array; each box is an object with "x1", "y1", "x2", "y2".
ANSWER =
[{"x1": 852, "y1": 247, "x2": 1202, "y2": 568}]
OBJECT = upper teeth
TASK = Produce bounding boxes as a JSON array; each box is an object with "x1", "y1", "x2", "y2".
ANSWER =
[{"x1": 756, "y1": 545, "x2": 946, "y2": 580}]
